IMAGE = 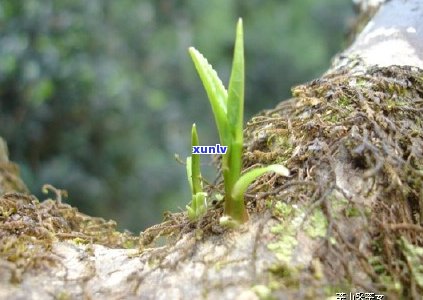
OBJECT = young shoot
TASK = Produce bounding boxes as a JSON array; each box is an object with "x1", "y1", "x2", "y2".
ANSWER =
[
  {"x1": 188, "y1": 19, "x2": 289, "y2": 224},
  {"x1": 186, "y1": 124, "x2": 207, "y2": 220}
]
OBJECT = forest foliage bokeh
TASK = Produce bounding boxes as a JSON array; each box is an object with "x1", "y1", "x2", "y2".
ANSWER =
[{"x1": 0, "y1": 0, "x2": 353, "y2": 231}]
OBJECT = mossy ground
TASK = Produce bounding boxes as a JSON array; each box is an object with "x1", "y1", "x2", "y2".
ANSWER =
[
  {"x1": 1, "y1": 65, "x2": 422, "y2": 299},
  {"x1": 142, "y1": 64, "x2": 423, "y2": 299},
  {"x1": 242, "y1": 65, "x2": 423, "y2": 299},
  {"x1": 150, "y1": 66, "x2": 423, "y2": 298},
  {"x1": 0, "y1": 185, "x2": 137, "y2": 283}
]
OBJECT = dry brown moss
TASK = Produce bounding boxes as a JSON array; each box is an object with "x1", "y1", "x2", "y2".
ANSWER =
[
  {"x1": 241, "y1": 65, "x2": 423, "y2": 298},
  {"x1": 0, "y1": 185, "x2": 137, "y2": 283}
]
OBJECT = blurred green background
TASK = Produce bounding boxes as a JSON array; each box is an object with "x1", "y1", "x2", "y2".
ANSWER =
[{"x1": 0, "y1": 0, "x2": 353, "y2": 232}]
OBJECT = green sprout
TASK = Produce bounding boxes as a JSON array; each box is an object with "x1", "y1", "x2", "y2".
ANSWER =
[
  {"x1": 186, "y1": 123, "x2": 207, "y2": 220},
  {"x1": 188, "y1": 18, "x2": 289, "y2": 224}
]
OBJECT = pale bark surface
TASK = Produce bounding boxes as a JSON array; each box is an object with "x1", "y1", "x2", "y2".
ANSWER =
[
  {"x1": 343, "y1": 0, "x2": 423, "y2": 68},
  {"x1": 1, "y1": 1, "x2": 423, "y2": 299}
]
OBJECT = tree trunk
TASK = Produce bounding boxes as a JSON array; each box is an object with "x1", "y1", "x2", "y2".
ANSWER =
[{"x1": 1, "y1": 1, "x2": 422, "y2": 299}]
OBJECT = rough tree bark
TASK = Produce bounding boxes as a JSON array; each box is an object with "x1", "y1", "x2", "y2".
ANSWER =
[{"x1": 1, "y1": 1, "x2": 422, "y2": 299}]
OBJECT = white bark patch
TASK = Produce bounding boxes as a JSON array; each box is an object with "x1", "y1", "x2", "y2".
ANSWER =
[
  {"x1": 406, "y1": 27, "x2": 417, "y2": 34},
  {"x1": 341, "y1": 0, "x2": 423, "y2": 68},
  {"x1": 353, "y1": 0, "x2": 386, "y2": 12},
  {"x1": 354, "y1": 38, "x2": 422, "y2": 69}
]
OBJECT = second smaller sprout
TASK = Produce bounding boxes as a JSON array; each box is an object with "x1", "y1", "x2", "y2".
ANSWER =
[{"x1": 186, "y1": 124, "x2": 207, "y2": 220}]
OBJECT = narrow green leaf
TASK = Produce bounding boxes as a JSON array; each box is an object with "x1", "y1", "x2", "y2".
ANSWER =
[
  {"x1": 186, "y1": 124, "x2": 207, "y2": 220},
  {"x1": 225, "y1": 18, "x2": 244, "y2": 194},
  {"x1": 224, "y1": 18, "x2": 245, "y2": 221},
  {"x1": 186, "y1": 157, "x2": 193, "y2": 194},
  {"x1": 227, "y1": 18, "x2": 244, "y2": 143},
  {"x1": 231, "y1": 164, "x2": 290, "y2": 202},
  {"x1": 191, "y1": 124, "x2": 202, "y2": 194},
  {"x1": 189, "y1": 47, "x2": 229, "y2": 145}
]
